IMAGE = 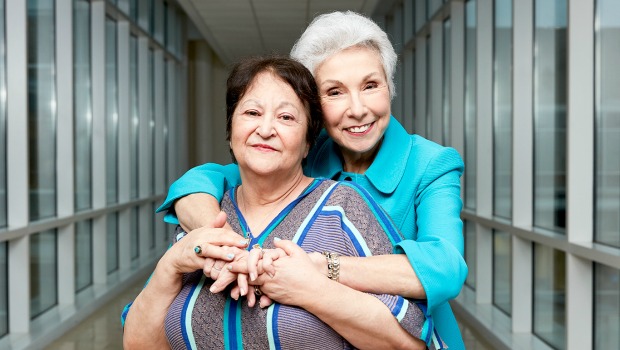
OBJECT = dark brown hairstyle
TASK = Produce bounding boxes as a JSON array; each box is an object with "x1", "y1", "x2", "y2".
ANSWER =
[{"x1": 225, "y1": 56, "x2": 323, "y2": 162}]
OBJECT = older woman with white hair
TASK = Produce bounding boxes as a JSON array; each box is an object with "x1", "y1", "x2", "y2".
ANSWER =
[{"x1": 159, "y1": 11, "x2": 467, "y2": 349}]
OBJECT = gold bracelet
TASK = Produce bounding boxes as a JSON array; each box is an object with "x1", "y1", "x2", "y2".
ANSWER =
[{"x1": 322, "y1": 252, "x2": 340, "y2": 282}]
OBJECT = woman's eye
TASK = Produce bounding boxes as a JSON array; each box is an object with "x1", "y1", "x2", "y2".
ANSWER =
[
  {"x1": 326, "y1": 89, "x2": 341, "y2": 97},
  {"x1": 246, "y1": 110, "x2": 260, "y2": 116},
  {"x1": 364, "y1": 82, "x2": 379, "y2": 90},
  {"x1": 280, "y1": 114, "x2": 294, "y2": 121}
]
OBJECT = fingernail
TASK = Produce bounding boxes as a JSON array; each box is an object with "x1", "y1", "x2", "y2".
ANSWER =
[
  {"x1": 258, "y1": 301, "x2": 262, "y2": 308},
  {"x1": 274, "y1": 237, "x2": 281, "y2": 242},
  {"x1": 227, "y1": 265, "x2": 233, "y2": 271},
  {"x1": 240, "y1": 288, "x2": 246, "y2": 296},
  {"x1": 240, "y1": 239, "x2": 249, "y2": 246},
  {"x1": 209, "y1": 285, "x2": 217, "y2": 293},
  {"x1": 268, "y1": 273, "x2": 274, "y2": 278},
  {"x1": 227, "y1": 253, "x2": 235, "y2": 260},
  {"x1": 250, "y1": 273, "x2": 256, "y2": 281}
]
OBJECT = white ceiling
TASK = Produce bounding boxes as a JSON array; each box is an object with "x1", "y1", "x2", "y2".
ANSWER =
[{"x1": 177, "y1": 0, "x2": 382, "y2": 65}]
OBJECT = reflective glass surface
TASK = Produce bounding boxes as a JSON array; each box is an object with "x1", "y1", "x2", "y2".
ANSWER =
[
  {"x1": 464, "y1": 0, "x2": 477, "y2": 210},
  {"x1": 131, "y1": 207, "x2": 139, "y2": 260},
  {"x1": 150, "y1": 49, "x2": 155, "y2": 196},
  {"x1": 28, "y1": 0, "x2": 57, "y2": 221},
  {"x1": 493, "y1": 230, "x2": 512, "y2": 315},
  {"x1": 106, "y1": 17, "x2": 118, "y2": 205},
  {"x1": 130, "y1": 35, "x2": 139, "y2": 199},
  {"x1": 107, "y1": 212, "x2": 119, "y2": 274},
  {"x1": 595, "y1": 263, "x2": 620, "y2": 349},
  {"x1": 75, "y1": 220, "x2": 93, "y2": 292},
  {"x1": 533, "y1": 244, "x2": 566, "y2": 349},
  {"x1": 30, "y1": 230, "x2": 57, "y2": 318},
  {"x1": 0, "y1": 0, "x2": 6, "y2": 228},
  {"x1": 464, "y1": 220, "x2": 477, "y2": 289},
  {"x1": 74, "y1": 0, "x2": 92, "y2": 212},
  {"x1": 425, "y1": 35, "x2": 431, "y2": 137},
  {"x1": 533, "y1": 0, "x2": 567, "y2": 233},
  {"x1": 493, "y1": 0, "x2": 513, "y2": 219},
  {"x1": 0, "y1": 242, "x2": 7, "y2": 337},
  {"x1": 442, "y1": 19, "x2": 451, "y2": 145},
  {"x1": 595, "y1": 0, "x2": 620, "y2": 247}
]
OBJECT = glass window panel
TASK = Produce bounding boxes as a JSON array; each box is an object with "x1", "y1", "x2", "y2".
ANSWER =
[
  {"x1": 139, "y1": 0, "x2": 151, "y2": 32},
  {"x1": 533, "y1": 244, "x2": 566, "y2": 349},
  {"x1": 75, "y1": 220, "x2": 93, "y2": 292},
  {"x1": 533, "y1": 0, "x2": 567, "y2": 233},
  {"x1": 164, "y1": 59, "x2": 169, "y2": 187},
  {"x1": 106, "y1": 18, "x2": 119, "y2": 205},
  {"x1": 442, "y1": 19, "x2": 451, "y2": 145},
  {"x1": 28, "y1": 0, "x2": 57, "y2": 221},
  {"x1": 107, "y1": 212, "x2": 119, "y2": 274},
  {"x1": 0, "y1": 0, "x2": 6, "y2": 228},
  {"x1": 493, "y1": 0, "x2": 513, "y2": 219},
  {"x1": 116, "y1": 0, "x2": 130, "y2": 15},
  {"x1": 30, "y1": 230, "x2": 57, "y2": 319},
  {"x1": 154, "y1": 0, "x2": 164, "y2": 43},
  {"x1": 163, "y1": 1, "x2": 168, "y2": 47},
  {"x1": 595, "y1": 0, "x2": 620, "y2": 247},
  {"x1": 130, "y1": 0, "x2": 138, "y2": 22},
  {"x1": 464, "y1": 0, "x2": 477, "y2": 210},
  {"x1": 130, "y1": 35, "x2": 139, "y2": 199},
  {"x1": 428, "y1": 0, "x2": 443, "y2": 17},
  {"x1": 0, "y1": 242, "x2": 7, "y2": 337},
  {"x1": 425, "y1": 35, "x2": 431, "y2": 138},
  {"x1": 464, "y1": 220, "x2": 476, "y2": 289},
  {"x1": 151, "y1": 202, "x2": 157, "y2": 248},
  {"x1": 131, "y1": 206, "x2": 139, "y2": 260},
  {"x1": 415, "y1": 0, "x2": 426, "y2": 32},
  {"x1": 595, "y1": 263, "x2": 620, "y2": 349},
  {"x1": 74, "y1": 0, "x2": 92, "y2": 212},
  {"x1": 150, "y1": 49, "x2": 155, "y2": 196},
  {"x1": 492, "y1": 230, "x2": 512, "y2": 315}
]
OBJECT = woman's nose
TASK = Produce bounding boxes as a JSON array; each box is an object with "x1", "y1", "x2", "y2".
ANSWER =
[
  {"x1": 256, "y1": 115, "x2": 275, "y2": 137},
  {"x1": 346, "y1": 93, "x2": 367, "y2": 119}
]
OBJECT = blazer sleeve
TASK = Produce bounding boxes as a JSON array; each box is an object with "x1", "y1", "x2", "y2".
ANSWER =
[
  {"x1": 395, "y1": 147, "x2": 468, "y2": 313},
  {"x1": 156, "y1": 163, "x2": 241, "y2": 224}
]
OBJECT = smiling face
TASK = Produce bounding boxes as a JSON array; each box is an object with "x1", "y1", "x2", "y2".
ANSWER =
[
  {"x1": 230, "y1": 71, "x2": 310, "y2": 179},
  {"x1": 315, "y1": 46, "x2": 391, "y2": 172}
]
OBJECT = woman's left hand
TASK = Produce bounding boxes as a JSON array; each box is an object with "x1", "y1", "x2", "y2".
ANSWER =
[{"x1": 253, "y1": 239, "x2": 326, "y2": 307}]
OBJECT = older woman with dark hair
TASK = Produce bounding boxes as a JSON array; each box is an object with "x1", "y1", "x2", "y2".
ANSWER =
[
  {"x1": 122, "y1": 56, "x2": 434, "y2": 349},
  {"x1": 159, "y1": 11, "x2": 467, "y2": 350}
]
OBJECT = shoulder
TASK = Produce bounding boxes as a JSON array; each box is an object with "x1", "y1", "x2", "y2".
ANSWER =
[{"x1": 409, "y1": 135, "x2": 464, "y2": 175}]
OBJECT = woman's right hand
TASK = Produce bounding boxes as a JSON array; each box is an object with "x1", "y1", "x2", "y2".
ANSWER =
[{"x1": 159, "y1": 222, "x2": 250, "y2": 278}]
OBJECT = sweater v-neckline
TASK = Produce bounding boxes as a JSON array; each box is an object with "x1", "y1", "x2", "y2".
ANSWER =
[{"x1": 229, "y1": 178, "x2": 323, "y2": 247}]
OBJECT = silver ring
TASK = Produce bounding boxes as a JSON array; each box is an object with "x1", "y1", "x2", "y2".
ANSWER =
[{"x1": 254, "y1": 285, "x2": 262, "y2": 296}]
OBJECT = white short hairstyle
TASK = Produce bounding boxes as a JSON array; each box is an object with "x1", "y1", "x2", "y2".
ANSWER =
[{"x1": 290, "y1": 11, "x2": 398, "y2": 99}]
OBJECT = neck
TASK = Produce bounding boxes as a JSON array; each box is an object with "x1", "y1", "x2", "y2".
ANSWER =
[
  {"x1": 237, "y1": 170, "x2": 311, "y2": 235},
  {"x1": 340, "y1": 139, "x2": 382, "y2": 174},
  {"x1": 238, "y1": 169, "x2": 308, "y2": 206}
]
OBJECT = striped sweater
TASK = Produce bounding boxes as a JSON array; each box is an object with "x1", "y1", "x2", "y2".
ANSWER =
[{"x1": 160, "y1": 179, "x2": 439, "y2": 349}]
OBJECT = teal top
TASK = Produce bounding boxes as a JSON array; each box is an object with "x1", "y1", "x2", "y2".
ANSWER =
[{"x1": 158, "y1": 117, "x2": 467, "y2": 349}]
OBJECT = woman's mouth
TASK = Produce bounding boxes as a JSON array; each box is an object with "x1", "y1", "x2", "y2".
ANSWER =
[
  {"x1": 345, "y1": 122, "x2": 373, "y2": 135},
  {"x1": 252, "y1": 144, "x2": 276, "y2": 151}
]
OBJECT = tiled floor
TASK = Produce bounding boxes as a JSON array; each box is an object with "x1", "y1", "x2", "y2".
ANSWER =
[{"x1": 46, "y1": 280, "x2": 490, "y2": 349}]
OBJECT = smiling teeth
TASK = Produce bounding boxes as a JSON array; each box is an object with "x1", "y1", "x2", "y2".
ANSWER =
[{"x1": 348, "y1": 123, "x2": 371, "y2": 133}]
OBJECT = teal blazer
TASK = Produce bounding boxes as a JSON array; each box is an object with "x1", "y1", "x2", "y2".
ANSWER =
[{"x1": 158, "y1": 117, "x2": 467, "y2": 349}]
